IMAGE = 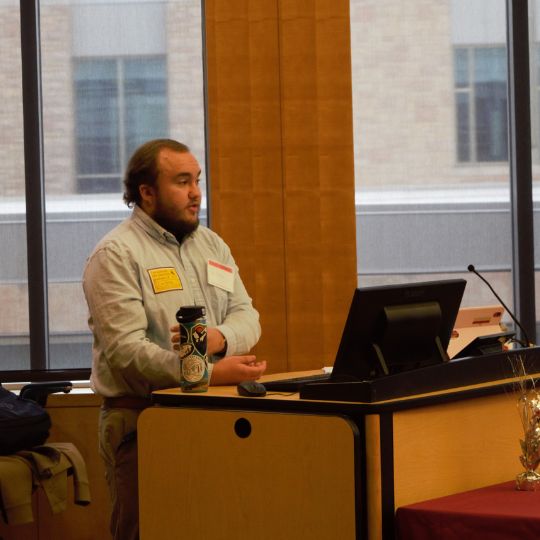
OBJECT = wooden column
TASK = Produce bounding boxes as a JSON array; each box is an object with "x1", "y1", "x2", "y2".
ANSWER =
[{"x1": 205, "y1": 0, "x2": 356, "y2": 372}]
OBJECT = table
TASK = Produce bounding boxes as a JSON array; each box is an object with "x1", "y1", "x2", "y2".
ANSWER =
[
  {"x1": 138, "y1": 348, "x2": 540, "y2": 540},
  {"x1": 396, "y1": 481, "x2": 540, "y2": 540}
]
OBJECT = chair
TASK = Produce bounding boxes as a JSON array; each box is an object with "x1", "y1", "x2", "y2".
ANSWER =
[
  {"x1": 0, "y1": 381, "x2": 91, "y2": 532},
  {"x1": 19, "y1": 380, "x2": 73, "y2": 406}
]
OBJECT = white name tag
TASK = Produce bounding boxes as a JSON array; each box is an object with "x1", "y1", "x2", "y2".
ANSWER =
[{"x1": 207, "y1": 259, "x2": 235, "y2": 293}]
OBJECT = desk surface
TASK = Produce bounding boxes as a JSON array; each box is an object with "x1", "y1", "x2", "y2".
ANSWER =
[
  {"x1": 396, "y1": 481, "x2": 540, "y2": 540},
  {"x1": 151, "y1": 366, "x2": 538, "y2": 415},
  {"x1": 151, "y1": 347, "x2": 540, "y2": 412}
]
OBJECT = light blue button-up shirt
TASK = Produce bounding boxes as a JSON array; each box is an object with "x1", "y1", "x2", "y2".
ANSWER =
[{"x1": 83, "y1": 206, "x2": 261, "y2": 397}]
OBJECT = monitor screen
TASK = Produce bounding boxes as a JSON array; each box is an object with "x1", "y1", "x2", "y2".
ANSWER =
[{"x1": 332, "y1": 279, "x2": 466, "y2": 380}]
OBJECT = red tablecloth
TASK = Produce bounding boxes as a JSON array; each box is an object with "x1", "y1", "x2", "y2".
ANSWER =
[{"x1": 396, "y1": 481, "x2": 540, "y2": 540}]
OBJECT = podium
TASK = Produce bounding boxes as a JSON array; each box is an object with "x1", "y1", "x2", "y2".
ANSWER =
[
  {"x1": 138, "y1": 347, "x2": 540, "y2": 540},
  {"x1": 138, "y1": 409, "x2": 359, "y2": 539}
]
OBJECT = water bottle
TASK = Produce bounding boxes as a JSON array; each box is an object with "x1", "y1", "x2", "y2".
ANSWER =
[{"x1": 176, "y1": 305, "x2": 209, "y2": 393}]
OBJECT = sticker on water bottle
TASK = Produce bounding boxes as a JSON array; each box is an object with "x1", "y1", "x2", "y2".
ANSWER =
[
  {"x1": 179, "y1": 343, "x2": 194, "y2": 360},
  {"x1": 192, "y1": 323, "x2": 207, "y2": 356},
  {"x1": 182, "y1": 355, "x2": 206, "y2": 382}
]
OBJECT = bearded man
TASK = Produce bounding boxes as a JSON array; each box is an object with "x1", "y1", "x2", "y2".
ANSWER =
[{"x1": 83, "y1": 139, "x2": 264, "y2": 540}]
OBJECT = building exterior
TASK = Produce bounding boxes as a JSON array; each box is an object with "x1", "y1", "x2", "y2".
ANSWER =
[{"x1": 1, "y1": 0, "x2": 539, "y2": 369}]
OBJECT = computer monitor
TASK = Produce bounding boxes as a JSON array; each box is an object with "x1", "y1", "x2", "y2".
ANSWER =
[{"x1": 332, "y1": 278, "x2": 466, "y2": 380}]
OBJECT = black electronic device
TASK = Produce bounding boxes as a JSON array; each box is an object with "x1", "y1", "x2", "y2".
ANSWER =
[
  {"x1": 453, "y1": 331, "x2": 514, "y2": 359},
  {"x1": 331, "y1": 278, "x2": 466, "y2": 380},
  {"x1": 467, "y1": 264, "x2": 533, "y2": 347},
  {"x1": 236, "y1": 381, "x2": 267, "y2": 397},
  {"x1": 263, "y1": 372, "x2": 334, "y2": 393},
  {"x1": 265, "y1": 279, "x2": 467, "y2": 392}
]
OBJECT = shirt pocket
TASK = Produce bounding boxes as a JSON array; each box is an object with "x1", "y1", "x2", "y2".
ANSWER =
[{"x1": 207, "y1": 283, "x2": 230, "y2": 324}]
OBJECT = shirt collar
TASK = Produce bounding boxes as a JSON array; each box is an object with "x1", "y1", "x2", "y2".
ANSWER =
[
  {"x1": 131, "y1": 205, "x2": 178, "y2": 245},
  {"x1": 131, "y1": 205, "x2": 197, "y2": 246}
]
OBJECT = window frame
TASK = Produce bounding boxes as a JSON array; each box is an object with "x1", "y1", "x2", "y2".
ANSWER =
[
  {"x1": 454, "y1": 44, "x2": 509, "y2": 165},
  {"x1": 3, "y1": 0, "x2": 536, "y2": 382},
  {"x1": 74, "y1": 54, "x2": 169, "y2": 194}
]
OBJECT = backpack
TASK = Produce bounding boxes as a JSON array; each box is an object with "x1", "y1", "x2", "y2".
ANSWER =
[{"x1": 0, "y1": 385, "x2": 52, "y2": 455}]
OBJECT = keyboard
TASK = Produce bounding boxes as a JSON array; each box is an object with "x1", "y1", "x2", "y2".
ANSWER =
[{"x1": 262, "y1": 372, "x2": 332, "y2": 392}]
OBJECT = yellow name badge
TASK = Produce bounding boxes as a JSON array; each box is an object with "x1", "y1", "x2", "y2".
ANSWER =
[{"x1": 148, "y1": 267, "x2": 183, "y2": 294}]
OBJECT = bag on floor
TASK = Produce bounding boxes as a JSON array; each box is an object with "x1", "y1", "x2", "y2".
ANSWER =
[{"x1": 0, "y1": 385, "x2": 51, "y2": 455}]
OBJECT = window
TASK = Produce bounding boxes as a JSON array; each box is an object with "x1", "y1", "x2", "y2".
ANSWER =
[
  {"x1": 454, "y1": 46, "x2": 508, "y2": 163},
  {"x1": 0, "y1": 1, "x2": 206, "y2": 377},
  {"x1": 351, "y1": 0, "x2": 537, "y2": 341},
  {"x1": 0, "y1": 2, "x2": 28, "y2": 371},
  {"x1": 75, "y1": 56, "x2": 168, "y2": 194},
  {"x1": 350, "y1": 0, "x2": 515, "y2": 328}
]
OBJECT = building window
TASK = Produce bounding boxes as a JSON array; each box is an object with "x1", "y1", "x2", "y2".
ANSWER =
[
  {"x1": 74, "y1": 56, "x2": 168, "y2": 194},
  {"x1": 454, "y1": 46, "x2": 508, "y2": 163}
]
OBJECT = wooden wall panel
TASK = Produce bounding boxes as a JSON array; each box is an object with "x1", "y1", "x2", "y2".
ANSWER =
[
  {"x1": 315, "y1": 1, "x2": 358, "y2": 366},
  {"x1": 206, "y1": 0, "x2": 356, "y2": 372},
  {"x1": 279, "y1": 0, "x2": 357, "y2": 369},
  {"x1": 206, "y1": 0, "x2": 288, "y2": 373}
]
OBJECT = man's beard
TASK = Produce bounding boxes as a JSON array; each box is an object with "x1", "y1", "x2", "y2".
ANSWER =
[{"x1": 152, "y1": 203, "x2": 200, "y2": 243}]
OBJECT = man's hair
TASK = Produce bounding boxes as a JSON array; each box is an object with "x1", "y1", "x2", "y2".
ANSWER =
[{"x1": 123, "y1": 139, "x2": 190, "y2": 207}]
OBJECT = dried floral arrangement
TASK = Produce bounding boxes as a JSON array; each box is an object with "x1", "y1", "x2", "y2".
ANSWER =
[{"x1": 512, "y1": 355, "x2": 540, "y2": 491}]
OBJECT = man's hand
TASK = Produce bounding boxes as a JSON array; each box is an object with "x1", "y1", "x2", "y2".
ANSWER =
[
  {"x1": 210, "y1": 356, "x2": 266, "y2": 386},
  {"x1": 170, "y1": 325, "x2": 226, "y2": 356}
]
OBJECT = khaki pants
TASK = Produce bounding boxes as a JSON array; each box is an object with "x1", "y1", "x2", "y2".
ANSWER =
[{"x1": 99, "y1": 407, "x2": 141, "y2": 540}]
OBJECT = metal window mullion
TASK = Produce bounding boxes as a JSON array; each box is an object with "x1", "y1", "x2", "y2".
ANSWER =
[
  {"x1": 19, "y1": 0, "x2": 49, "y2": 369},
  {"x1": 506, "y1": 0, "x2": 536, "y2": 344},
  {"x1": 118, "y1": 58, "x2": 126, "y2": 181},
  {"x1": 201, "y1": 0, "x2": 211, "y2": 226},
  {"x1": 469, "y1": 47, "x2": 478, "y2": 163},
  {"x1": 529, "y1": 3, "x2": 538, "y2": 163}
]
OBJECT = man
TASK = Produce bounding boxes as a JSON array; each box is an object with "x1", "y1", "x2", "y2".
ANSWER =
[{"x1": 83, "y1": 139, "x2": 265, "y2": 540}]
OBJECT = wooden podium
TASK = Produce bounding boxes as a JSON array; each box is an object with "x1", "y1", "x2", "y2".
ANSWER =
[
  {"x1": 138, "y1": 408, "x2": 360, "y2": 539},
  {"x1": 138, "y1": 347, "x2": 540, "y2": 540}
]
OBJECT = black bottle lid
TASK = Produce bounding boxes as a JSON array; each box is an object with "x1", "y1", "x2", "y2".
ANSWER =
[{"x1": 176, "y1": 305, "x2": 206, "y2": 323}]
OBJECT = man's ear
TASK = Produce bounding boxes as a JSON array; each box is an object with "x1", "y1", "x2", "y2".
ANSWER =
[{"x1": 139, "y1": 184, "x2": 156, "y2": 212}]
